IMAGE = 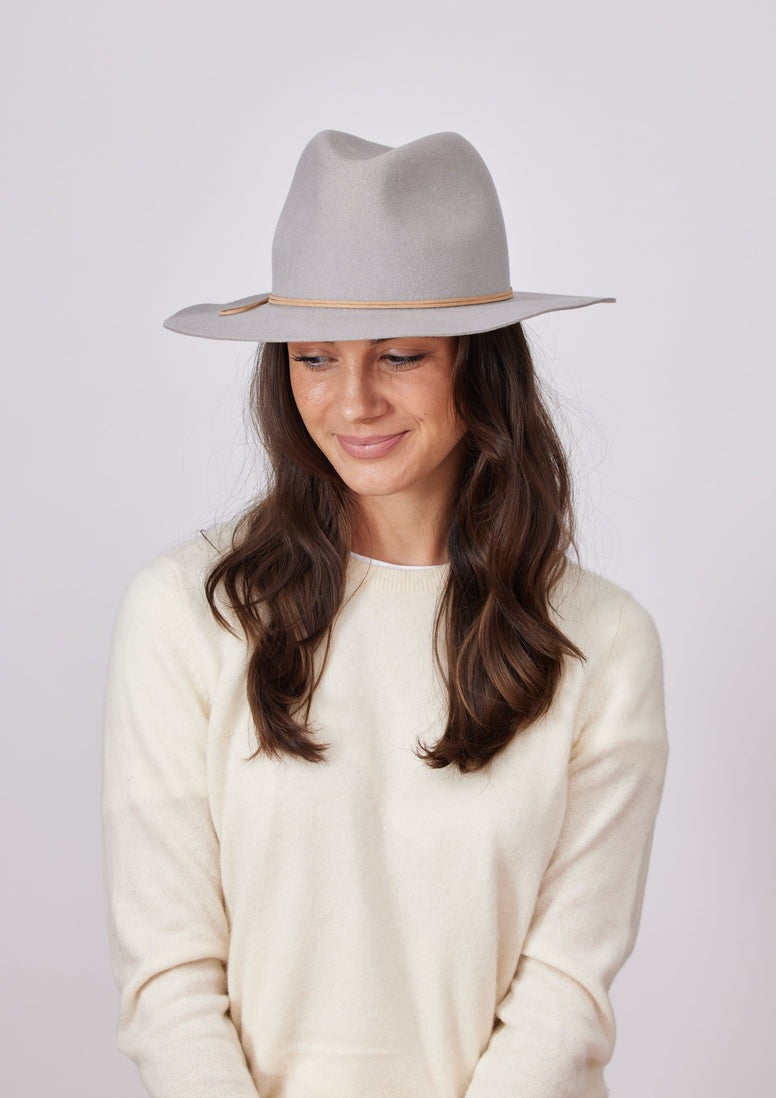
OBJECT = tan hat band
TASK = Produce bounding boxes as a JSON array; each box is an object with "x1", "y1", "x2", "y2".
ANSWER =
[{"x1": 218, "y1": 288, "x2": 513, "y2": 316}]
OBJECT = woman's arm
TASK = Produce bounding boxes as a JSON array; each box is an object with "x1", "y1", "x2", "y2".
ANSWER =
[
  {"x1": 464, "y1": 593, "x2": 670, "y2": 1098},
  {"x1": 101, "y1": 552, "x2": 262, "y2": 1098}
]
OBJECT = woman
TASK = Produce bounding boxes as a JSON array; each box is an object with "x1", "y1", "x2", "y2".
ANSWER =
[{"x1": 101, "y1": 129, "x2": 669, "y2": 1098}]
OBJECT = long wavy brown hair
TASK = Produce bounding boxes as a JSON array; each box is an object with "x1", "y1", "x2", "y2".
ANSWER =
[{"x1": 204, "y1": 322, "x2": 586, "y2": 773}]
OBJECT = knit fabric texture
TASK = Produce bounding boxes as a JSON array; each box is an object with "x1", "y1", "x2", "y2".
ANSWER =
[{"x1": 100, "y1": 520, "x2": 669, "y2": 1098}]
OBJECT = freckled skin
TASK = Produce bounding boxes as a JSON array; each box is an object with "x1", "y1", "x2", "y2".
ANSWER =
[{"x1": 287, "y1": 337, "x2": 467, "y2": 561}]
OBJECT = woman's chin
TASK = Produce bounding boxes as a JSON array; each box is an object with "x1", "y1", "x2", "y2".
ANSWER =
[{"x1": 341, "y1": 474, "x2": 411, "y2": 498}]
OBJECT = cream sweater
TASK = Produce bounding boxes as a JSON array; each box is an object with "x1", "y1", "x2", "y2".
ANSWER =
[{"x1": 101, "y1": 521, "x2": 669, "y2": 1098}]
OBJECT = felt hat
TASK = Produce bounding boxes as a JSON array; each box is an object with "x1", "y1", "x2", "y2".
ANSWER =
[{"x1": 163, "y1": 129, "x2": 614, "y2": 343}]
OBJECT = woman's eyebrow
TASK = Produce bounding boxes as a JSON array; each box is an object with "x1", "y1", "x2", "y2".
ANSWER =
[{"x1": 291, "y1": 338, "x2": 420, "y2": 350}]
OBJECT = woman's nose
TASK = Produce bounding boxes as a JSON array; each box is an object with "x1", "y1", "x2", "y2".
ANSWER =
[{"x1": 338, "y1": 363, "x2": 389, "y2": 420}]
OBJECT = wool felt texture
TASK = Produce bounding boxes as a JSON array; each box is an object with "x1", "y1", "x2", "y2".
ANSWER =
[
  {"x1": 101, "y1": 520, "x2": 669, "y2": 1098},
  {"x1": 162, "y1": 130, "x2": 615, "y2": 342}
]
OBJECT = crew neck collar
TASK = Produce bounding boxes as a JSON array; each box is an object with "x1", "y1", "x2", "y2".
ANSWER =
[
  {"x1": 346, "y1": 551, "x2": 450, "y2": 592},
  {"x1": 349, "y1": 550, "x2": 446, "y2": 570}
]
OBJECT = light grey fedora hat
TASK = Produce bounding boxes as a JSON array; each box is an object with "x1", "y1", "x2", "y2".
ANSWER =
[{"x1": 163, "y1": 129, "x2": 614, "y2": 342}]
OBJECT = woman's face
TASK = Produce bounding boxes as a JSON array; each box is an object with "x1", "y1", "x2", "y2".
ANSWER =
[{"x1": 287, "y1": 336, "x2": 466, "y2": 503}]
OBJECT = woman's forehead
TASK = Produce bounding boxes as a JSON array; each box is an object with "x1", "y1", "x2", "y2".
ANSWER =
[{"x1": 287, "y1": 336, "x2": 454, "y2": 347}]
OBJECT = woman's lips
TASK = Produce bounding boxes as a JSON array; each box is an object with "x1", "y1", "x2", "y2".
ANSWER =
[{"x1": 337, "y1": 432, "x2": 408, "y2": 458}]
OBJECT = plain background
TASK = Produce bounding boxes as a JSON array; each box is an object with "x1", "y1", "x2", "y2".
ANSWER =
[{"x1": 2, "y1": 1, "x2": 774, "y2": 1094}]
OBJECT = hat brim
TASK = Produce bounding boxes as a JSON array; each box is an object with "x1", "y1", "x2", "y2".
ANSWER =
[{"x1": 162, "y1": 290, "x2": 615, "y2": 343}]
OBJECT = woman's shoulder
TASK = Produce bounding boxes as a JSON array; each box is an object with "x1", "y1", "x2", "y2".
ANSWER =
[
  {"x1": 115, "y1": 513, "x2": 244, "y2": 640},
  {"x1": 551, "y1": 556, "x2": 663, "y2": 668},
  {"x1": 163, "y1": 512, "x2": 243, "y2": 593}
]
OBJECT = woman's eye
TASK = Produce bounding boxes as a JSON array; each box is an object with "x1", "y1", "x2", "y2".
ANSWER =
[
  {"x1": 290, "y1": 353, "x2": 425, "y2": 370},
  {"x1": 384, "y1": 354, "x2": 425, "y2": 367},
  {"x1": 291, "y1": 355, "x2": 329, "y2": 369}
]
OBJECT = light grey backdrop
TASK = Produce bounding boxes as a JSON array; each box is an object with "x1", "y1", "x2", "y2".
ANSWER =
[{"x1": 2, "y1": 1, "x2": 773, "y2": 1095}]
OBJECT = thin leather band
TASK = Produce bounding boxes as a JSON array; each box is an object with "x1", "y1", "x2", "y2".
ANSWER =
[{"x1": 218, "y1": 288, "x2": 513, "y2": 316}]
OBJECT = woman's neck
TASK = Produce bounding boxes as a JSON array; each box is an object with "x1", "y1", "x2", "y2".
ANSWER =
[{"x1": 350, "y1": 509, "x2": 450, "y2": 566}]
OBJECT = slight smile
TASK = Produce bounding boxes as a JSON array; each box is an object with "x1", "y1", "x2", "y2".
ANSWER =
[{"x1": 336, "y1": 432, "x2": 409, "y2": 458}]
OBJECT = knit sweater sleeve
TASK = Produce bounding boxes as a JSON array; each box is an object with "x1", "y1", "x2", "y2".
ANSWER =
[
  {"x1": 464, "y1": 593, "x2": 670, "y2": 1098},
  {"x1": 100, "y1": 552, "x2": 262, "y2": 1098}
]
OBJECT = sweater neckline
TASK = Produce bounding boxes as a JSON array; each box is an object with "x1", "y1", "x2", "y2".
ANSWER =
[
  {"x1": 346, "y1": 551, "x2": 450, "y2": 592},
  {"x1": 349, "y1": 550, "x2": 445, "y2": 571}
]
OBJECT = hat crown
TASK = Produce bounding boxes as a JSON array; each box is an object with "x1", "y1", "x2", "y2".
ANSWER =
[{"x1": 271, "y1": 130, "x2": 511, "y2": 302}]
